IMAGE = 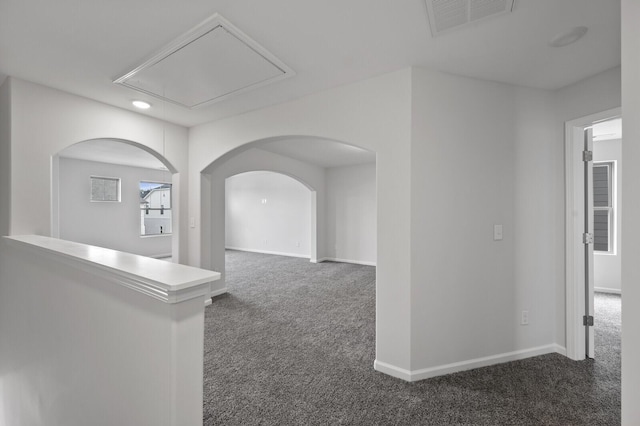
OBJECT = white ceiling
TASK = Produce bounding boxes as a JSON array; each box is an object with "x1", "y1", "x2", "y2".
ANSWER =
[{"x1": 0, "y1": 0, "x2": 621, "y2": 129}]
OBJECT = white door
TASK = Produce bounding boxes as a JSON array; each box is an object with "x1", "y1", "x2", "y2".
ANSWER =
[{"x1": 584, "y1": 128, "x2": 595, "y2": 358}]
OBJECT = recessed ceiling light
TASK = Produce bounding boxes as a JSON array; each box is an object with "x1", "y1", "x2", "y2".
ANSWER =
[
  {"x1": 549, "y1": 26, "x2": 588, "y2": 48},
  {"x1": 132, "y1": 100, "x2": 151, "y2": 109}
]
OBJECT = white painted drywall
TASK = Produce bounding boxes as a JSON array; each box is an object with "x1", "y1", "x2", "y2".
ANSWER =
[
  {"x1": 189, "y1": 69, "x2": 413, "y2": 371},
  {"x1": 410, "y1": 68, "x2": 558, "y2": 371},
  {"x1": 622, "y1": 1, "x2": 640, "y2": 423},
  {"x1": 325, "y1": 162, "x2": 376, "y2": 265},
  {"x1": 189, "y1": 65, "x2": 623, "y2": 381},
  {"x1": 225, "y1": 171, "x2": 311, "y2": 257},
  {"x1": 58, "y1": 157, "x2": 172, "y2": 257},
  {"x1": 553, "y1": 67, "x2": 621, "y2": 348},
  {"x1": 593, "y1": 138, "x2": 622, "y2": 293},
  {"x1": 6, "y1": 78, "x2": 190, "y2": 262},
  {"x1": 0, "y1": 237, "x2": 208, "y2": 426},
  {"x1": 0, "y1": 79, "x2": 10, "y2": 237}
]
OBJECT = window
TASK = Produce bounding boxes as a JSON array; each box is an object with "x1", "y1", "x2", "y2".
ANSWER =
[
  {"x1": 593, "y1": 162, "x2": 614, "y2": 253},
  {"x1": 90, "y1": 176, "x2": 120, "y2": 202},
  {"x1": 140, "y1": 181, "x2": 172, "y2": 236}
]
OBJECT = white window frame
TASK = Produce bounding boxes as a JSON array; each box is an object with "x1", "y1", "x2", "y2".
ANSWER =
[
  {"x1": 90, "y1": 176, "x2": 121, "y2": 202},
  {"x1": 593, "y1": 161, "x2": 615, "y2": 255},
  {"x1": 139, "y1": 181, "x2": 172, "y2": 236}
]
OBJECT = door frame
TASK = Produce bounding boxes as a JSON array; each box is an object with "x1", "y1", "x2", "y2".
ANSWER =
[{"x1": 565, "y1": 107, "x2": 620, "y2": 361}]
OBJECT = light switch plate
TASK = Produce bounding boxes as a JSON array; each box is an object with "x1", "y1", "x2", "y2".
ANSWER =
[{"x1": 494, "y1": 224, "x2": 503, "y2": 241}]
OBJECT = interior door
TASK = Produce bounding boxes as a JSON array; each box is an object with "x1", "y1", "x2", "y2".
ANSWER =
[{"x1": 584, "y1": 128, "x2": 595, "y2": 358}]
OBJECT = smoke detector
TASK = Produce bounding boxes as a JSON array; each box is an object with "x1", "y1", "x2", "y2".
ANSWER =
[{"x1": 425, "y1": 0, "x2": 515, "y2": 37}]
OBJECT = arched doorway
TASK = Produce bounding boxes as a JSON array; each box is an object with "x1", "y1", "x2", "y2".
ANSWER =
[
  {"x1": 199, "y1": 136, "x2": 377, "y2": 297},
  {"x1": 51, "y1": 138, "x2": 180, "y2": 261},
  {"x1": 225, "y1": 171, "x2": 314, "y2": 259}
]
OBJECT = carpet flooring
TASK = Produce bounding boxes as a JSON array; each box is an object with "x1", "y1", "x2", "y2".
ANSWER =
[{"x1": 203, "y1": 250, "x2": 620, "y2": 425}]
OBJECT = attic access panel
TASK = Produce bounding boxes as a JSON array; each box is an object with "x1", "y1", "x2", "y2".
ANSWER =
[
  {"x1": 114, "y1": 14, "x2": 294, "y2": 109},
  {"x1": 425, "y1": 0, "x2": 515, "y2": 36}
]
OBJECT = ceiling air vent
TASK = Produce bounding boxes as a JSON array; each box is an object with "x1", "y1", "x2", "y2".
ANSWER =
[
  {"x1": 113, "y1": 14, "x2": 294, "y2": 109},
  {"x1": 425, "y1": 0, "x2": 515, "y2": 37}
]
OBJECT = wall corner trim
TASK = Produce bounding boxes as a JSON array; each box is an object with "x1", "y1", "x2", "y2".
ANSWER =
[{"x1": 375, "y1": 344, "x2": 560, "y2": 382}]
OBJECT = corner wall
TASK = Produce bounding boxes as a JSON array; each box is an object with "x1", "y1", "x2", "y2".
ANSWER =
[
  {"x1": 325, "y1": 163, "x2": 376, "y2": 265},
  {"x1": 0, "y1": 79, "x2": 11, "y2": 236},
  {"x1": 409, "y1": 69, "x2": 558, "y2": 375},
  {"x1": 621, "y1": 0, "x2": 640, "y2": 423}
]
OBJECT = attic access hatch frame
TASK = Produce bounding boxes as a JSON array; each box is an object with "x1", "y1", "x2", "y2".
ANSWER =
[
  {"x1": 425, "y1": 0, "x2": 515, "y2": 37},
  {"x1": 113, "y1": 13, "x2": 295, "y2": 109}
]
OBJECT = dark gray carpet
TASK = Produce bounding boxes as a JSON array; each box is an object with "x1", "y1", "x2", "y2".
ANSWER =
[{"x1": 203, "y1": 250, "x2": 620, "y2": 425}]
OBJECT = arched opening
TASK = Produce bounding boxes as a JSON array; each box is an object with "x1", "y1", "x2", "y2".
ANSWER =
[
  {"x1": 51, "y1": 138, "x2": 180, "y2": 261},
  {"x1": 200, "y1": 136, "x2": 378, "y2": 418},
  {"x1": 225, "y1": 170, "x2": 314, "y2": 259},
  {"x1": 199, "y1": 135, "x2": 377, "y2": 295}
]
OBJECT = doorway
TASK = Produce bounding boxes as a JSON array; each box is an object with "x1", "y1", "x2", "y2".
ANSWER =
[{"x1": 565, "y1": 108, "x2": 622, "y2": 361}]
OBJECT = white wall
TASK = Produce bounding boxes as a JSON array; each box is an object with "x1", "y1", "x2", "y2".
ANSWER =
[
  {"x1": 58, "y1": 157, "x2": 172, "y2": 258},
  {"x1": 593, "y1": 138, "x2": 622, "y2": 293},
  {"x1": 325, "y1": 162, "x2": 376, "y2": 265},
  {"x1": 410, "y1": 68, "x2": 558, "y2": 373},
  {"x1": 189, "y1": 65, "x2": 623, "y2": 381},
  {"x1": 0, "y1": 79, "x2": 10, "y2": 237},
  {"x1": 621, "y1": 1, "x2": 640, "y2": 423},
  {"x1": 0, "y1": 236, "x2": 208, "y2": 426},
  {"x1": 408, "y1": 66, "x2": 620, "y2": 377},
  {"x1": 225, "y1": 171, "x2": 311, "y2": 258},
  {"x1": 5, "y1": 78, "x2": 190, "y2": 262},
  {"x1": 189, "y1": 69, "x2": 413, "y2": 371}
]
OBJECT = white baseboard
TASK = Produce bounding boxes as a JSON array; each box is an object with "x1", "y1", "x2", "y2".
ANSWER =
[
  {"x1": 595, "y1": 287, "x2": 621, "y2": 295},
  {"x1": 204, "y1": 298, "x2": 212, "y2": 306},
  {"x1": 375, "y1": 344, "x2": 560, "y2": 382},
  {"x1": 553, "y1": 343, "x2": 567, "y2": 356},
  {"x1": 315, "y1": 257, "x2": 377, "y2": 267},
  {"x1": 226, "y1": 246, "x2": 309, "y2": 259},
  {"x1": 210, "y1": 287, "x2": 228, "y2": 298},
  {"x1": 374, "y1": 360, "x2": 413, "y2": 381}
]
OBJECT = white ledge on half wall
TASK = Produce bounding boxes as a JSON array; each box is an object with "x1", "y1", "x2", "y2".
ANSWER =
[{"x1": 3, "y1": 235, "x2": 220, "y2": 304}]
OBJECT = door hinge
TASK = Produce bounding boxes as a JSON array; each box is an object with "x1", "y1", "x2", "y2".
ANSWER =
[
  {"x1": 583, "y1": 233, "x2": 594, "y2": 244},
  {"x1": 583, "y1": 150, "x2": 593, "y2": 162},
  {"x1": 583, "y1": 315, "x2": 594, "y2": 326}
]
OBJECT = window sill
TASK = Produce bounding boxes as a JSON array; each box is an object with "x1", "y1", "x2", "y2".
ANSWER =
[{"x1": 140, "y1": 234, "x2": 172, "y2": 239}]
